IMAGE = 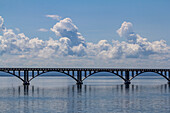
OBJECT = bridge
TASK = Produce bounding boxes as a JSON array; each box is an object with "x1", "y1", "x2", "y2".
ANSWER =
[{"x1": 0, "y1": 68, "x2": 170, "y2": 85}]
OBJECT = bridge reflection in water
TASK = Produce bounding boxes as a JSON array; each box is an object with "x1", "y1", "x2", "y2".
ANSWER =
[
  {"x1": 1, "y1": 84, "x2": 170, "y2": 113},
  {"x1": 0, "y1": 68, "x2": 170, "y2": 85}
]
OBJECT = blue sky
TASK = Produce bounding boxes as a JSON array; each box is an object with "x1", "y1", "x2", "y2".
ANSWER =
[
  {"x1": 1, "y1": 0, "x2": 170, "y2": 43},
  {"x1": 0, "y1": 0, "x2": 170, "y2": 68}
]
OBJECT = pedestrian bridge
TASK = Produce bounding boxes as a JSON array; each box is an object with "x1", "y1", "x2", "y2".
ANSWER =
[{"x1": 0, "y1": 68, "x2": 170, "y2": 85}]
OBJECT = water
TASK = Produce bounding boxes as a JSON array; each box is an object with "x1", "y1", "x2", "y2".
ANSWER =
[{"x1": 0, "y1": 75, "x2": 170, "y2": 113}]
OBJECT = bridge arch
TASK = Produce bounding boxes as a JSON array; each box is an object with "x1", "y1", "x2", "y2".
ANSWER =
[
  {"x1": 129, "y1": 71, "x2": 169, "y2": 81},
  {"x1": 28, "y1": 71, "x2": 78, "y2": 82},
  {"x1": 0, "y1": 71, "x2": 24, "y2": 82},
  {"x1": 82, "y1": 71, "x2": 126, "y2": 81}
]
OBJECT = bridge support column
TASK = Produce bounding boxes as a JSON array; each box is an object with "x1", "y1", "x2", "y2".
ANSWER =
[
  {"x1": 76, "y1": 71, "x2": 83, "y2": 84},
  {"x1": 168, "y1": 81, "x2": 170, "y2": 84},
  {"x1": 125, "y1": 71, "x2": 131, "y2": 84},
  {"x1": 168, "y1": 71, "x2": 170, "y2": 84},
  {"x1": 23, "y1": 71, "x2": 30, "y2": 85}
]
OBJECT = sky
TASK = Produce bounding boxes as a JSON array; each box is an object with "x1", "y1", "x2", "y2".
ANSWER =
[{"x1": 0, "y1": 0, "x2": 170, "y2": 68}]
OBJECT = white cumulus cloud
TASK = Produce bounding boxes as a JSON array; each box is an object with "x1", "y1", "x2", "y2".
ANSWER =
[
  {"x1": 0, "y1": 16, "x2": 169, "y2": 67},
  {"x1": 51, "y1": 18, "x2": 86, "y2": 47},
  {"x1": 117, "y1": 21, "x2": 133, "y2": 38}
]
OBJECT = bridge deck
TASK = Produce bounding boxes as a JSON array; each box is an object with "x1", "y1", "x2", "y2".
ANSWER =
[{"x1": 0, "y1": 68, "x2": 170, "y2": 71}]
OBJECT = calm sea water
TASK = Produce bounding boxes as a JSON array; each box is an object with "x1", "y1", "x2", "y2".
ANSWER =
[{"x1": 0, "y1": 74, "x2": 170, "y2": 113}]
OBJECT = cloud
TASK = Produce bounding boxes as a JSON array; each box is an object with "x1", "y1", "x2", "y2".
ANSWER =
[
  {"x1": 0, "y1": 16, "x2": 170, "y2": 68},
  {"x1": 46, "y1": 15, "x2": 61, "y2": 20},
  {"x1": 72, "y1": 44, "x2": 86, "y2": 57},
  {"x1": 85, "y1": 21, "x2": 169, "y2": 59},
  {"x1": 51, "y1": 18, "x2": 86, "y2": 47},
  {"x1": 0, "y1": 17, "x2": 87, "y2": 58},
  {"x1": 38, "y1": 28, "x2": 48, "y2": 32},
  {"x1": 38, "y1": 47, "x2": 55, "y2": 58},
  {"x1": 0, "y1": 16, "x2": 5, "y2": 32},
  {"x1": 15, "y1": 28, "x2": 20, "y2": 32},
  {"x1": 0, "y1": 29, "x2": 45, "y2": 56},
  {"x1": 117, "y1": 21, "x2": 133, "y2": 38},
  {"x1": 0, "y1": 16, "x2": 4, "y2": 28}
]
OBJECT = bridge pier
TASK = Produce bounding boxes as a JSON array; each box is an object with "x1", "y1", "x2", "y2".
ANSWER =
[
  {"x1": 76, "y1": 71, "x2": 83, "y2": 84},
  {"x1": 124, "y1": 71, "x2": 131, "y2": 84},
  {"x1": 169, "y1": 71, "x2": 170, "y2": 78},
  {"x1": 168, "y1": 71, "x2": 170, "y2": 84},
  {"x1": 76, "y1": 81, "x2": 83, "y2": 84},
  {"x1": 23, "y1": 71, "x2": 30, "y2": 85},
  {"x1": 124, "y1": 80, "x2": 131, "y2": 84},
  {"x1": 23, "y1": 82, "x2": 30, "y2": 85},
  {"x1": 168, "y1": 81, "x2": 170, "y2": 84}
]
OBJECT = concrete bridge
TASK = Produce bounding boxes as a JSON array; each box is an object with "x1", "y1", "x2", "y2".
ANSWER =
[{"x1": 0, "y1": 68, "x2": 170, "y2": 85}]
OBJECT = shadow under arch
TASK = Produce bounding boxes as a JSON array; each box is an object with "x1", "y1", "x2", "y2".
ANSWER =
[
  {"x1": 82, "y1": 71, "x2": 126, "y2": 81},
  {"x1": 129, "y1": 71, "x2": 169, "y2": 81},
  {"x1": 28, "y1": 71, "x2": 78, "y2": 82},
  {"x1": 0, "y1": 71, "x2": 24, "y2": 82}
]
